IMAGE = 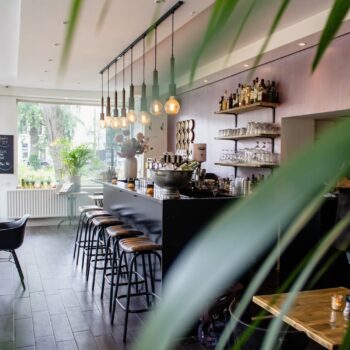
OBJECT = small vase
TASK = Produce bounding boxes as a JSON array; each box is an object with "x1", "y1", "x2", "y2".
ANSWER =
[{"x1": 124, "y1": 156, "x2": 137, "y2": 179}]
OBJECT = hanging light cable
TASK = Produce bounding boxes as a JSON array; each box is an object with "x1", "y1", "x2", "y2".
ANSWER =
[
  {"x1": 165, "y1": 12, "x2": 180, "y2": 115},
  {"x1": 128, "y1": 47, "x2": 137, "y2": 123},
  {"x1": 139, "y1": 36, "x2": 150, "y2": 125},
  {"x1": 105, "y1": 66, "x2": 112, "y2": 127},
  {"x1": 111, "y1": 59, "x2": 120, "y2": 129},
  {"x1": 150, "y1": 26, "x2": 163, "y2": 116},
  {"x1": 120, "y1": 54, "x2": 129, "y2": 128},
  {"x1": 99, "y1": 72, "x2": 106, "y2": 128}
]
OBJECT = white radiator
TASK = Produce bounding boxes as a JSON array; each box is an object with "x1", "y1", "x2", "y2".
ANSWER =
[{"x1": 7, "y1": 189, "x2": 68, "y2": 219}]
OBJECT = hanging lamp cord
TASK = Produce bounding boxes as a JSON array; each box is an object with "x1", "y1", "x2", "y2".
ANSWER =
[
  {"x1": 101, "y1": 72, "x2": 103, "y2": 97},
  {"x1": 107, "y1": 66, "x2": 109, "y2": 96},
  {"x1": 154, "y1": 26, "x2": 157, "y2": 70},
  {"x1": 123, "y1": 55, "x2": 125, "y2": 89},
  {"x1": 171, "y1": 12, "x2": 174, "y2": 57},
  {"x1": 131, "y1": 47, "x2": 133, "y2": 84},
  {"x1": 115, "y1": 59, "x2": 117, "y2": 90},
  {"x1": 143, "y1": 37, "x2": 145, "y2": 83}
]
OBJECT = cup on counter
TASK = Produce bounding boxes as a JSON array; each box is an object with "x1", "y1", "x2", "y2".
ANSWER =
[{"x1": 331, "y1": 294, "x2": 344, "y2": 311}]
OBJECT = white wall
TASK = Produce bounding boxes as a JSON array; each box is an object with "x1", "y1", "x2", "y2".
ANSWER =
[{"x1": 0, "y1": 95, "x2": 18, "y2": 220}]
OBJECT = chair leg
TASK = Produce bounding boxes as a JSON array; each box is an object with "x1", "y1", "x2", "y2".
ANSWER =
[{"x1": 12, "y1": 250, "x2": 25, "y2": 290}]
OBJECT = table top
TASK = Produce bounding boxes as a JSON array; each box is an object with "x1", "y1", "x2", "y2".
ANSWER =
[{"x1": 253, "y1": 287, "x2": 350, "y2": 349}]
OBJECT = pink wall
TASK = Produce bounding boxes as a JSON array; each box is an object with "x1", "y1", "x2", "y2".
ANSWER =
[{"x1": 168, "y1": 33, "x2": 350, "y2": 178}]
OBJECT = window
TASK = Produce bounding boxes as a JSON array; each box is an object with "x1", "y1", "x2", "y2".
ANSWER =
[{"x1": 17, "y1": 101, "x2": 108, "y2": 187}]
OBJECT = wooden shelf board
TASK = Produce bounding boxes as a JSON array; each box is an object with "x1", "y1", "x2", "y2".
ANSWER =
[
  {"x1": 214, "y1": 162, "x2": 279, "y2": 169},
  {"x1": 214, "y1": 102, "x2": 279, "y2": 115},
  {"x1": 215, "y1": 133, "x2": 280, "y2": 141}
]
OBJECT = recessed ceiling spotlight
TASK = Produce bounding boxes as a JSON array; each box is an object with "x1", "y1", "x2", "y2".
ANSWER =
[
  {"x1": 154, "y1": 0, "x2": 165, "y2": 3},
  {"x1": 48, "y1": 58, "x2": 53, "y2": 62},
  {"x1": 203, "y1": 79, "x2": 208, "y2": 83},
  {"x1": 64, "y1": 97, "x2": 68, "y2": 100},
  {"x1": 40, "y1": 79, "x2": 44, "y2": 82},
  {"x1": 63, "y1": 20, "x2": 70, "y2": 25},
  {"x1": 44, "y1": 70, "x2": 48, "y2": 73},
  {"x1": 54, "y1": 43, "x2": 61, "y2": 46},
  {"x1": 190, "y1": 11, "x2": 196, "y2": 16},
  {"x1": 243, "y1": 64, "x2": 249, "y2": 67},
  {"x1": 298, "y1": 42, "x2": 307, "y2": 46}
]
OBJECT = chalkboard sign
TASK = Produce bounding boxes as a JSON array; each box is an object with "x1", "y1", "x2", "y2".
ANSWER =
[{"x1": 0, "y1": 135, "x2": 14, "y2": 174}]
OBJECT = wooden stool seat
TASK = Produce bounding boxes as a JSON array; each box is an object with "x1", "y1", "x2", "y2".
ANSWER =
[
  {"x1": 119, "y1": 237, "x2": 162, "y2": 253},
  {"x1": 91, "y1": 217, "x2": 124, "y2": 227},
  {"x1": 85, "y1": 210, "x2": 111, "y2": 219},
  {"x1": 78, "y1": 205, "x2": 102, "y2": 213},
  {"x1": 106, "y1": 226, "x2": 143, "y2": 238}
]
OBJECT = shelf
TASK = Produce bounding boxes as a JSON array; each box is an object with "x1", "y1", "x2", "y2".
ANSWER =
[
  {"x1": 215, "y1": 102, "x2": 279, "y2": 115},
  {"x1": 215, "y1": 133, "x2": 280, "y2": 141},
  {"x1": 215, "y1": 162, "x2": 279, "y2": 169}
]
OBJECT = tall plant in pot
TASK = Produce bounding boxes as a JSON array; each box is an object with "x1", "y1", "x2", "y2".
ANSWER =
[{"x1": 62, "y1": 144, "x2": 91, "y2": 191}]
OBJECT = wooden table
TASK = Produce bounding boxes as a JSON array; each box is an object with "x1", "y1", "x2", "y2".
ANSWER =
[{"x1": 253, "y1": 287, "x2": 350, "y2": 349}]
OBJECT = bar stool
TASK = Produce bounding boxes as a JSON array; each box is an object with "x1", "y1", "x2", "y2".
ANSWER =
[
  {"x1": 73, "y1": 205, "x2": 102, "y2": 262},
  {"x1": 111, "y1": 236, "x2": 162, "y2": 342},
  {"x1": 78, "y1": 210, "x2": 112, "y2": 268},
  {"x1": 100, "y1": 225, "x2": 144, "y2": 311},
  {"x1": 86, "y1": 216, "x2": 124, "y2": 287}
]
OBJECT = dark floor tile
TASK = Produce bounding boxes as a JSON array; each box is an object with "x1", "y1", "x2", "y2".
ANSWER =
[
  {"x1": 65, "y1": 307, "x2": 89, "y2": 333},
  {"x1": 73, "y1": 331, "x2": 99, "y2": 350},
  {"x1": 35, "y1": 335, "x2": 57, "y2": 350},
  {"x1": 14, "y1": 298, "x2": 31, "y2": 320},
  {"x1": 50, "y1": 314, "x2": 74, "y2": 342},
  {"x1": 46, "y1": 294, "x2": 65, "y2": 315},
  {"x1": 14, "y1": 318, "x2": 34, "y2": 348},
  {"x1": 15, "y1": 347, "x2": 35, "y2": 350},
  {"x1": 74, "y1": 291, "x2": 97, "y2": 312},
  {"x1": 32, "y1": 310, "x2": 53, "y2": 338},
  {"x1": 56, "y1": 340, "x2": 78, "y2": 350},
  {"x1": 83, "y1": 309, "x2": 112, "y2": 337},
  {"x1": 95, "y1": 334, "x2": 119, "y2": 350},
  {"x1": 0, "y1": 314, "x2": 14, "y2": 343},
  {"x1": 0, "y1": 279, "x2": 15, "y2": 296},
  {"x1": 30, "y1": 291, "x2": 47, "y2": 312},
  {"x1": 0, "y1": 295, "x2": 14, "y2": 316},
  {"x1": 0, "y1": 263, "x2": 13, "y2": 280}
]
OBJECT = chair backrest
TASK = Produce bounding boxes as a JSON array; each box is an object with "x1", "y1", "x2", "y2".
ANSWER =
[{"x1": 0, "y1": 214, "x2": 30, "y2": 250}]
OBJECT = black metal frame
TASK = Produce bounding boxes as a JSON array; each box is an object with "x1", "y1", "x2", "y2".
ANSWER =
[{"x1": 99, "y1": 1, "x2": 184, "y2": 75}]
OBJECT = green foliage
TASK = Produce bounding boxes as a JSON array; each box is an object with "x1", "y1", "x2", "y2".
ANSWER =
[
  {"x1": 18, "y1": 102, "x2": 43, "y2": 133},
  {"x1": 28, "y1": 154, "x2": 40, "y2": 170},
  {"x1": 61, "y1": 144, "x2": 92, "y2": 176}
]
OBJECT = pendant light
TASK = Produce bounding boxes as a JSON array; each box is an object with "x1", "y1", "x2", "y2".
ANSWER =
[
  {"x1": 165, "y1": 12, "x2": 180, "y2": 115},
  {"x1": 99, "y1": 72, "x2": 106, "y2": 128},
  {"x1": 127, "y1": 47, "x2": 137, "y2": 123},
  {"x1": 139, "y1": 37, "x2": 151, "y2": 125},
  {"x1": 105, "y1": 66, "x2": 112, "y2": 127},
  {"x1": 150, "y1": 26, "x2": 163, "y2": 116},
  {"x1": 111, "y1": 60, "x2": 120, "y2": 129},
  {"x1": 120, "y1": 54, "x2": 129, "y2": 129}
]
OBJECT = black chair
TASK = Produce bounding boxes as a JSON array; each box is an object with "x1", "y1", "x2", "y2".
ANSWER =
[{"x1": 0, "y1": 214, "x2": 30, "y2": 289}]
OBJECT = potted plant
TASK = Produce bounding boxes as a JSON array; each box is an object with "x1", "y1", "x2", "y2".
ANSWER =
[{"x1": 61, "y1": 144, "x2": 91, "y2": 191}]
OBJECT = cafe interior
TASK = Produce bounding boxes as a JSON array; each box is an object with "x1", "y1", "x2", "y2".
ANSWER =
[{"x1": 1, "y1": 0, "x2": 350, "y2": 349}]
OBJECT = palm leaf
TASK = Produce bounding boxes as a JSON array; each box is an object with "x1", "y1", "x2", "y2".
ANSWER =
[
  {"x1": 312, "y1": 0, "x2": 350, "y2": 71},
  {"x1": 216, "y1": 174, "x2": 336, "y2": 349},
  {"x1": 250, "y1": 0, "x2": 290, "y2": 74},
  {"x1": 96, "y1": 0, "x2": 111, "y2": 31},
  {"x1": 59, "y1": 0, "x2": 84, "y2": 75},
  {"x1": 190, "y1": 0, "x2": 240, "y2": 83},
  {"x1": 223, "y1": 0, "x2": 258, "y2": 68},
  {"x1": 261, "y1": 213, "x2": 350, "y2": 350},
  {"x1": 134, "y1": 118, "x2": 350, "y2": 350}
]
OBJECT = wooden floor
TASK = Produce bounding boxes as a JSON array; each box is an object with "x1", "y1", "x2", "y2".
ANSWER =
[{"x1": 0, "y1": 225, "x2": 204, "y2": 350}]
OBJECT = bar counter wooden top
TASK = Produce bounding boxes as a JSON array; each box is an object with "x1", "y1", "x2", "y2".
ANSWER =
[{"x1": 253, "y1": 287, "x2": 350, "y2": 349}]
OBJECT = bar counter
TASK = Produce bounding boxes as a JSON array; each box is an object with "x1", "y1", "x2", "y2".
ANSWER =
[{"x1": 103, "y1": 181, "x2": 237, "y2": 277}]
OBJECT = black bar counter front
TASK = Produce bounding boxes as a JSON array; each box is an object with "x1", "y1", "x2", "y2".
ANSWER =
[{"x1": 103, "y1": 182, "x2": 237, "y2": 278}]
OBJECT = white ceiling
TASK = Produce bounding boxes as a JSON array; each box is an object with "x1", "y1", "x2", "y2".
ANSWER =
[{"x1": 0, "y1": 0, "x2": 344, "y2": 95}]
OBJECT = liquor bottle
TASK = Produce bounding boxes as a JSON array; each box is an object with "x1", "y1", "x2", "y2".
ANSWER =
[
  {"x1": 257, "y1": 80, "x2": 263, "y2": 102},
  {"x1": 238, "y1": 84, "x2": 242, "y2": 106},
  {"x1": 250, "y1": 80, "x2": 255, "y2": 104},
  {"x1": 261, "y1": 79, "x2": 267, "y2": 102},
  {"x1": 266, "y1": 80, "x2": 272, "y2": 102},
  {"x1": 219, "y1": 96, "x2": 224, "y2": 111},
  {"x1": 271, "y1": 81, "x2": 279, "y2": 103},
  {"x1": 228, "y1": 93, "x2": 233, "y2": 109},
  {"x1": 254, "y1": 77, "x2": 259, "y2": 103},
  {"x1": 245, "y1": 84, "x2": 250, "y2": 105},
  {"x1": 232, "y1": 93, "x2": 238, "y2": 108},
  {"x1": 223, "y1": 90, "x2": 228, "y2": 110},
  {"x1": 241, "y1": 84, "x2": 246, "y2": 106}
]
